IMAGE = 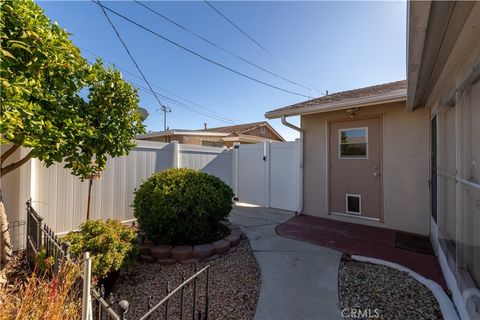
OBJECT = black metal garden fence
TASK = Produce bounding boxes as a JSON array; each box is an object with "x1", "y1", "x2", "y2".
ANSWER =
[
  {"x1": 26, "y1": 199, "x2": 70, "y2": 273},
  {"x1": 25, "y1": 200, "x2": 125, "y2": 320},
  {"x1": 24, "y1": 199, "x2": 212, "y2": 320},
  {"x1": 139, "y1": 264, "x2": 210, "y2": 320},
  {"x1": 90, "y1": 283, "x2": 129, "y2": 320}
]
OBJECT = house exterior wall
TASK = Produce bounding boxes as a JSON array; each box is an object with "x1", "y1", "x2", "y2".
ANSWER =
[
  {"x1": 1, "y1": 146, "x2": 21, "y2": 223},
  {"x1": 140, "y1": 134, "x2": 226, "y2": 146},
  {"x1": 301, "y1": 101, "x2": 431, "y2": 235},
  {"x1": 142, "y1": 135, "x2": 170, "y2": 143},
  {"x1": 1, "y1": 146, "x2": 32, "y2": 223},
  {"x1": 408, "y1": 3, "x2": 480, "y2": 318},
  {"x1": 409, "y1": 2, "x2": 480, "y2": 319},
  {"x1": 182, "y1": 135, "x2": 223, "y2": 146}
]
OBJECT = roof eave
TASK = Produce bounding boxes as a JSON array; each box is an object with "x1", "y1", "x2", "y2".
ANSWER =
[
  {"x1": 221, "y1": 134, "x2": 272, "y2": 143},
  {"x1": 241, "y1": 122, "x2": 285, "y2": 141},
  {"x1": 136, "y1": 130, "x2": 230, "y2": 139},
  {"x1": 265, "y1": 89, "x2": 407, "y2": 119},
  {"x1": 406, "y1": 1, "x2": 432, "y2": 112}
]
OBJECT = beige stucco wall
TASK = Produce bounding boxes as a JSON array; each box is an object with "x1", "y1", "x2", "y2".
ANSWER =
[
  {"x1": 301, "y1": 101, "x2": 431, "y2": 235},
  {"x1": 0, "y1": 146, "x2": 31, "y2": 223}
]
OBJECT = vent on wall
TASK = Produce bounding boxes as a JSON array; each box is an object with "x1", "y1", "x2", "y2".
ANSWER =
[{"x1": 346, "y1": 194, "x2": 361, "y2": 214}]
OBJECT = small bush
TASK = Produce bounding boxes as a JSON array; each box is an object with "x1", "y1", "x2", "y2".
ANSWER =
[
  {"x1": 133, "y1": 168, "x2": 234, "y2": 245},
  {"x1": 64, "y1": 219, "x2": 138, "y2": 279},
  {"x1": 35, "y1": 248, "x2": 55, "y2": 274},
  {"x1": 0, "y1": 260, "x2": 82, "y2": 320}
]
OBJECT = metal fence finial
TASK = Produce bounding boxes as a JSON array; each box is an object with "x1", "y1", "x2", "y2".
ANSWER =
[
  {"x1": 119, "y1": 300, "x2": 129, "y2": 320},
  {"x1": 109, "y1": 292, "x2": 115, "y2": 307},
  {"x1": 62, "y1": 241, "x2": 70, "y2": 259}
]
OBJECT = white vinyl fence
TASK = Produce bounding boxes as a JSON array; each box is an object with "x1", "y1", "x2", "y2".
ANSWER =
[
  {"x1": 26, "y1": 139, "x2": 300, "y2": 233},
  {"x1": 233, "y1": 141, "x2": 301, "y2": 211}
]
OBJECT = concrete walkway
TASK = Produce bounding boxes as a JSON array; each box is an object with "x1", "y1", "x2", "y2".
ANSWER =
[{"x1": 229, "y1": 205, "x2": 343, "y2": 320}]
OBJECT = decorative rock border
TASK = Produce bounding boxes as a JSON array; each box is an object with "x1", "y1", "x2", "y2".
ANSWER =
[{"x1": 139, "y1": 224, "x2": 246, "y2": 264}]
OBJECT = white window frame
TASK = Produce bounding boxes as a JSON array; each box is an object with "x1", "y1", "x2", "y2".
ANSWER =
[
  {"x1": 345, "y1": 193, "x2": 362, "y2": 214},
  {"x1": 338, "y1": 127, "x2": 369, "y2": 159}
]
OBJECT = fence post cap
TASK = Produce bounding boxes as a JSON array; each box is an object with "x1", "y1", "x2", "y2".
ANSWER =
[{"x1": 83, "y1": 252, "x2": 90, "y2": 259}]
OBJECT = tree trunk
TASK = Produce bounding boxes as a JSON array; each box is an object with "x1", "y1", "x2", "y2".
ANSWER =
[
  {"x1": 0, "y1": 200, "x2": 12, "y2": 269},
  {"x1": 86, "y1": 179, "x2": 93, "y2": 220}
]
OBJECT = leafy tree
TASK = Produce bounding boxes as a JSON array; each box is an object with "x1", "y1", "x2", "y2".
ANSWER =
[{"x1": 0, "y1": 0, "x2": 145, "y2": 265}]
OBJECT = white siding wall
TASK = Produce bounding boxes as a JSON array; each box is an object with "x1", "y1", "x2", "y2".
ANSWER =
[{"x1": 31, "y1": 141, "x2": 173, "y2": 233}]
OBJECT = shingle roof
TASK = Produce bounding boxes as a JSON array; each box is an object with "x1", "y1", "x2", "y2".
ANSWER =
[
  {"x1": 266, "y1": 80, "x2": 406, "y2": 116},
  {"x1": 201, "y1": 121, "x2": 268, "y2": 134}
]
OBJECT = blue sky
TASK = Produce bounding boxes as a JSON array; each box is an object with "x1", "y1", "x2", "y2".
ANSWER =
[{"x1": 37, "y1": 1, "x2": 407, "y2": 141}]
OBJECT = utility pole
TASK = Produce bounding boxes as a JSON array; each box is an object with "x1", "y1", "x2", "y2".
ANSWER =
[{"x1": 158, "y1": 105, "x2": 171, "y2": 131}]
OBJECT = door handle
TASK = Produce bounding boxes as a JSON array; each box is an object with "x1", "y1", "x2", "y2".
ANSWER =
[{"x1": 373, "y1": 172, "x2": 379, "y2": 177}]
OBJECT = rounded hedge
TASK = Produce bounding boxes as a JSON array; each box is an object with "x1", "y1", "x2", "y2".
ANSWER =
[{"x1": 133, "y1": 168, "x2": 234, "y2": 245}]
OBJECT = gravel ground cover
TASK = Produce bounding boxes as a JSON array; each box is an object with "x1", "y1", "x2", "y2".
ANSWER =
[
  {"x1": 339, "y1": 258, "x2": 443, "y2": 320},
  {"x1": 111, "y1": 240, "x2": 260, "y2": 320}
]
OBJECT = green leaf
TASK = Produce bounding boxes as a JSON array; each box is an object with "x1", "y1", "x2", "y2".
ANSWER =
[
  {"x1": 0, "y1": 48, "x2": 15, "y2": 59},
  {"x1": 1, "y1": 0, "x2": 145, "y2": 179}
]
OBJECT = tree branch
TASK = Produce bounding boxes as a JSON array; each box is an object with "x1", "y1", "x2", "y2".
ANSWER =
[
  {"x1": 0, "y1": 144, "x2": 20, "y2": 165},
  {"x1": 0, "y1": 150, "x2": 34, "y2": 178}
]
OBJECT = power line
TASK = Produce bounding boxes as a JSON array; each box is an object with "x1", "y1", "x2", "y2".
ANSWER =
[
  {"x1": 95, "y1": 1, "x2": 234, "y2": 126},
  {"x1": 95, "y1": 0, "x2": 164, "y2": 110},
  {"x1": 133, "y1": 84, "x2": 235, "y2": 124},
  {"x1": 96, "y1": 1, "x2": 235, "y2": 125},
  {"x1": 134, "y1": 0, "x2": 312, "y2": 91},
  {"x1": 203, "y1": 0, "x2": 324, "y2": 95},
  {"x1": 84, "y1": 56, "x2": 235, "y2": 124},
  {"x1": 79, "y1": 46, "x2": 237, "y2": 123},
  {"x1": 129, "y1": 79, "x2": 235, "y2": 124},
  {"x1": 92, "y1": 1, "x2": 311, "y2": 98}
]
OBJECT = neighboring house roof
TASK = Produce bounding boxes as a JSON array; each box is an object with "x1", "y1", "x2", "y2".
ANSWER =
[
  {"x1": 202, "y1": 121, "x2": 285, "y2": 141},
  {"x1": 136, "y1": 130, "x2": 230, "y2": 140},
  {"x1": 220, "y1": 133, "x2": 277, "y2": 143},
  {"x1": 136, "y1": 121, "x2": 285, "y2": 142},
  {"x1": 265, "y1": 80, "x2": 407, "y2": 119},
  {"x1": 204, "y1": 121, "x2": 266, "y2": 134}
]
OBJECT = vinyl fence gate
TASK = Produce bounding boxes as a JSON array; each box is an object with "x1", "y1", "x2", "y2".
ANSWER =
[{"x1": 232, "y1": 140, "x2": 302, "y2": 212}]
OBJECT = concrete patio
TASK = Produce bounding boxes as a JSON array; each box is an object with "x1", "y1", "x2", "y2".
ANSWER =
[
  {"x1": 276, "y1": 214, "x2": 447, "y2": 289},
  {"x1": 229, "y1": 205, "x2": 343, "y2": 320}
]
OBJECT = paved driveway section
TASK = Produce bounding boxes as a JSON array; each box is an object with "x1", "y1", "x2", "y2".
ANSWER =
[{"x1": 229, "y1": 205, "x2": 343, "y2": 320}]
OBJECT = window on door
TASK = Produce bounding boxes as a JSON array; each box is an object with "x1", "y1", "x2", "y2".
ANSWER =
[{"x1": 339, "y1": 127, "x2": 368, "y2": 159}]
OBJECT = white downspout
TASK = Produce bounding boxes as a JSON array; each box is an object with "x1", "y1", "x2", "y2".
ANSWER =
[{"x1": 281, "y1": 116, "x2": 304, "y2": 214}]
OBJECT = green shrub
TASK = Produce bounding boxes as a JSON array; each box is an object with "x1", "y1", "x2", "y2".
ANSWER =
[
  {"x1": 133, "y1": 168, "x2": 234, "y2": 245},
  {"x1": 35, "y1": 248, "x2": 55, "y2": 274},
  {"x1": 64, "y1": 219, "x2": 138, "y2": 279}
]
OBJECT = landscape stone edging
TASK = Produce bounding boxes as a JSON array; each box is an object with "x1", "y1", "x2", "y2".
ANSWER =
[{"x1": 139, "y1": 224, "x2": 246, "y2": 265}]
